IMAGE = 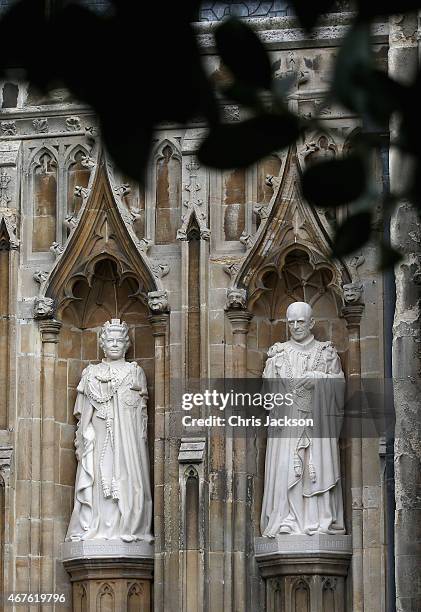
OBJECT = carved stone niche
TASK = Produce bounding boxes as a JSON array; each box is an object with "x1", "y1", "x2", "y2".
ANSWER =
[{"x1": 255, "y1": 535, "x2": 352, "y2": 612}]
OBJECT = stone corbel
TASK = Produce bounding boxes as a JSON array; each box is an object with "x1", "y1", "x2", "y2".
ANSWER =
[
  {"x1": 342, "y1": 254, "x2": 365, "y2": 315},
  {"x1": 342, "y1": 303, "x2": 365, "y2": 329},
  {"x1": 39, "y1": 319, "x2": 62, "y2": 343}
]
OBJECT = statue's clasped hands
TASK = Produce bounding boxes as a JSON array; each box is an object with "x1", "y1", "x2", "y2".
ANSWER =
[{"x1": 295, "y1": 370, "x2": 317, "y2": 390}]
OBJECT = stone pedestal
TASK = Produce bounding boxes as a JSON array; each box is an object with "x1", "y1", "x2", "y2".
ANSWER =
[
  {"x1": 255, "y1": 535, "x2": 352, "y2": 612},
  {"x1": 62, "y1": 540, "x2": 154, "y2": 611}
]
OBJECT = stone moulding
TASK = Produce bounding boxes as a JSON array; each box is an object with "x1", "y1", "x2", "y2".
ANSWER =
[
  {"x1": 61, "y1": 539, "x2": 154, "y2": 562},
  {"x1": 255, "y1": 534, "x2": 352, "y2": 557}
]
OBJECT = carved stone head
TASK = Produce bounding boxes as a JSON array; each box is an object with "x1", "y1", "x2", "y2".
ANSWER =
[
  {"x1": 343, "y1": 282, "x2": 363, "y2": 304},
  {"x1": 225, "y1": 288, "x2": 247, "y2": 310},
  {"x1": 286, "y1": 301, "x2": 314, "y2": 343},
  {"x1": 147, "y1": 290, "x2": 169, "y2": 314},
  {"x1": 33, "y1": 296, "x2": 55, "y2": 319},
  {"x1": 99, "y1": 319, "x2": 131, "y2": 361}
]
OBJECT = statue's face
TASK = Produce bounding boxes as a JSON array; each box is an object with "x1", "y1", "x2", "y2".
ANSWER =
[
  {"x1": 102, "y1": 330, "x2": 128, "y2": 361},
  {"x1": 287, "y1": 303, "x2": 314, "y2": 343}
]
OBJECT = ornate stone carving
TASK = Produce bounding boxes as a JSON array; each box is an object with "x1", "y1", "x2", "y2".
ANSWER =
[
  {"x1": 342, "y1": 282, "x2": 363, "y2": 304},
  {"x1": 136, "y1": 237, "x2": 152, "y2": 253},
  {"x1": 33, "y1": 270, "x2": 49, "y2": 285},
  {"x1": 300, "y1": 135, "x2": 337, "y2": 166},
  {"x1": 261, "y1": 301, "x2": 345, "y2": 537},
  {"x1": 74, "y1": 185, "x2": 90, "y2": 200},
  {"x1": 342, "y1": 254, "x2": 364, "y2": 304},
  {"x1": 225, "y1": 288, "x2": 247, "y2": 310},
  {"x1": 0, "y1": 170, "x2": 11, "y2": 206},
  {"x1": 348, "y1": 254, "x2": 365, "y2": 281},
  {"x1": 65, "y1": 319, "x2": 153, "y2": 543},
  {"x1": 80, "y1": 154, "x2": 96, "y2": 169},
  {"x1": 177, "y1": 159, "x2": 210, "y2": 241},
  {"x1": 223, "y1": 261, "x2": 241, "y2": 281},
  {"x1": 33, "y1": 270, "x2": 49, "y2": 296},
  {"x1": 66, "y1": 116, "x2": 81, "y2": 131},
  {"x1": 147, "y1": 290, "x2": 169, "y2": 314},
  {"x1": 0, "y1": 121, "x2": 17, "y2": 136},
  {"x1": 222, "y1": 105, "x2": 240, "y2": 122},
  {"x1": 322, "y1": 576, "x2": 337, "y2": 591},
  {"x1": 50, "y1": 242, "x2": 64, "y2": 257},
  {"x1": 33, "y1": 118, "x2": 49, "y2": 133},
  {"x1": 64, "y1": 213, "x2": 79, "y2": 231},
  {"x1": 239, "y1": 231, "x2": 255, "y2": 250},
  {"x1": 34, "y1": 296, "x2": 55, "y2": 319},
  {"x1": 150, "y1": 262, "x2": 170, "y2": 279},
  {"x1": 40, "y1": 164, "x2": 159, "y2": 321},
  {"x1": 0, "y1": 206, "x2": 19, "y2": 249},
  {"x1": 0, "y1": 446, "x2": 13, "y2": 486}
]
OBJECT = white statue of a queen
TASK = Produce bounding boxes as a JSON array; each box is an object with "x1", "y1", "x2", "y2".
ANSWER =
[
  {"x1": 261, "y1": 301, "x2": 345, "y2": 537},
  {"x1": 66, "y1": 319, "x2": 153, "y2": 543}
]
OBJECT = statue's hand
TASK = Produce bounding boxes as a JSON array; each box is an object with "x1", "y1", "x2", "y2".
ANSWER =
[{"x1": 295, "y1": 371, "x2": 316, "y2": 390}]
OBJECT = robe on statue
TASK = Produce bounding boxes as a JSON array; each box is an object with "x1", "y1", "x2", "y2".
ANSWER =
[
  {"x1": 260, "y1": 335, "x2": 346, "y2": 536},
  {"x1": 66, "y1": 360, "x2": 153, "y2": 542}
]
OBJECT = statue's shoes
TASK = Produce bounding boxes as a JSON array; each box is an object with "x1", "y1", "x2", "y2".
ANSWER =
[{"x1": 121, "y1": 534, "x2": 135, "y2": 542}]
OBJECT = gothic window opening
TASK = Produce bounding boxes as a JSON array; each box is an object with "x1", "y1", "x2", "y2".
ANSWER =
[
  {"x1": 32, "y1": 151, "x2": 57, "y2": 252},
  {"x1": 223, "y1": 167, "x2": 246, "y2": 240},
  {"x1": 67, "y1": 149, "x2": 91, "y2": 218},
  {"x1": 187, "y1": 223, "x2": 201, "y2": 381},
  {"x1": 155, "y1": 144, "x2": 181, "y2": 244}
]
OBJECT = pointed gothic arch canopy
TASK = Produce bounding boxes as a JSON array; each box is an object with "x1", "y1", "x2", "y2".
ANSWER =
[
  {"x1": 231, "y1": 146, "x2": 351, "y2": 305},
  {"x1": 42, "y1": 154, "x2": 159, "y2": 320}
]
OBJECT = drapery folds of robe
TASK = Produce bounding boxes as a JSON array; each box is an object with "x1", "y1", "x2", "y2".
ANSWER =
[
  {"x1": 65, "y1": 360, "x2": 153, "y2": 542},
  {"x1": 260, "y1": 336, "x2": 346, "y2": 536}
]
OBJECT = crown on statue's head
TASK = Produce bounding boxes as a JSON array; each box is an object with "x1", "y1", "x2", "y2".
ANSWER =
[{"x1": 100, "y1": 319, "x2": 130, "y2": 338}]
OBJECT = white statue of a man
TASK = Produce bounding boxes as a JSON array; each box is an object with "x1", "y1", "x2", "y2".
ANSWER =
[
  {"x1": 260, "y1": 301, "x2": 345, "y2": 536},
  {"x1": 66, "y1": 319, "x2": 153, "y2": 543}
]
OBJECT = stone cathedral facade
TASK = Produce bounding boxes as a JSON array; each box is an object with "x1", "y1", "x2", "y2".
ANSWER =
[{"x1": 0, "y1": 3, "x2": 419, "y2": 612}]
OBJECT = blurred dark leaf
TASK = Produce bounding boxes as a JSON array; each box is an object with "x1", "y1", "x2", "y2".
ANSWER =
[
  {"x1": 289, "y1": 0, "x2": 336, "y2": 31},
  {"x1": 302, "y1": 155, "x2": 367, "y2": 207},
  {"x1": 214, "y1": 17, "x2": 272, "y2": 90},
  {"x1": 100, "y1": 111, "x2": 153, "y2": 186},
  {"x1": 0, "y1": 0, "x2": 55, "y2": 89},
  {"x1": 356, "y1": 69, "x2": 408, "y2": 125},
  {"x1": 380, "y1": 243, "x2": 402, "y2": 270},
  {"x1": 221, "y1": 82, "x2": 262, "y2": 110},
  {"x1": 357, "y1": 0, "x2": 421, "y2": 19},
  {"x1": 332, "y1": 212, "x2": 372, "y2": 257},
  {"x1": 272, "y1": 73, "x2": 297, "y2": 100},
  {"x1": 198, "y1": 113, "x2": 300, "y2": 169},
  {"x1": 331, "y1": 21, "x2": 372, "y2": 116}
]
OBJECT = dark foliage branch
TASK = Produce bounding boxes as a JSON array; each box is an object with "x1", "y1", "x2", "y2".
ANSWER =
[{"x1": 0, "y1": 0, "x2": 420, "y2": 265}]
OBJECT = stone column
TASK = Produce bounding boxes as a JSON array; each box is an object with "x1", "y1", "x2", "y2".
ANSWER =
[
  {"x1": 342, "y1": 303, "x2": 364, "y2": 612},
  {"x1": 148, "y1": 291, "x2": 170, "y2": 612},
  {"x1": 39, "y1": 319, "x2": 62, "y2": 594},
  {"x1": 389, "y1": 13, "x2": 421, "y2": 612},
  {"x1": 226, "y1": 290, "x2": 253, "y2": 612}
]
